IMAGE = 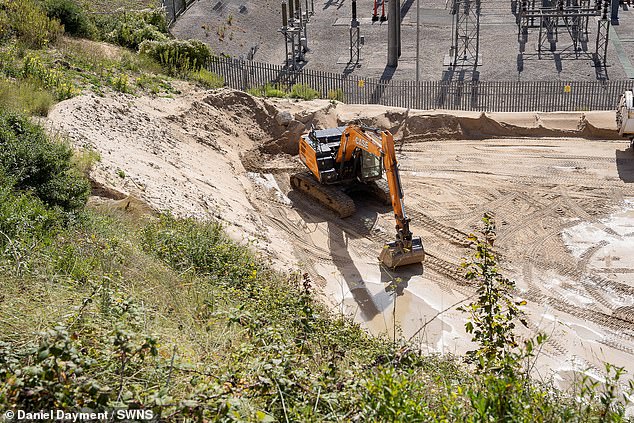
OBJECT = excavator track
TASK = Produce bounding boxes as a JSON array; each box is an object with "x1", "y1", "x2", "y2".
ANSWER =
[{"x1": 290, "y1": 172, "x2": 356, "y2": 218}]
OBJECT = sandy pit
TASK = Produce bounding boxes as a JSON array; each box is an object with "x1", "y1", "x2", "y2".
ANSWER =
[{"x1": 47, "y1": 86, "x2": 634, "y2": 386}]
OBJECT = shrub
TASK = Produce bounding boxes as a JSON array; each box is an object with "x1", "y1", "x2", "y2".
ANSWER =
[
  {"x1": 0, "y1": 8, "x2": 9, "y2": 42},
  {"x1": 289, "y1": 83, "x2": 319, "y2": 100},
  {"x1": 22, "y1": 54, "x2": 80, "y2": 100},
  {"x1": 0, "y1": 179, "x2": 62, "y2": 257},
  {"x1": 139, "y1": 39, "x2": 212, "y2": 75},
  {"x1": 1, "y1": 0, "x2": 64, "y2": 48},
  {"x1": 0, "y1": 327, "x2": 110, "y2": 411},
  {"x1": 41, "y1": 0, "x2": 95, "y2": 38},
  {"x1": 189, "y1": 68, "x2": 224, "y2": 89},
  {"x1": 110, "y1": 73, "x2": 132, "y2": 93},
  {"x1": 141, "y1": 213, "x2": 259, "y2": 284},
  {"x1": 0, "y1": 111, "x2": 90, "y2": 212},
  {"x1": 95, "y1": 9, "x2": 169, "y2": 50}
]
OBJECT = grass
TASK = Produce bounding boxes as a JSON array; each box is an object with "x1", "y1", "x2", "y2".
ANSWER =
[
  {"x1": 189, "y1": 68, "x2": 224, "y2": 89},
  {"x1": 0, "y1": 79, "x2": 54, "y2": 116},
  {"x1": 76, "y1": 0, "x2": 161, "y2": 13}
]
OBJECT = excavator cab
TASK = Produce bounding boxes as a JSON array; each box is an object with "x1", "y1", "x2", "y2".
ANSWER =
[{"x1": 360, "y1": 150, "x2": 382, "y2": 181}]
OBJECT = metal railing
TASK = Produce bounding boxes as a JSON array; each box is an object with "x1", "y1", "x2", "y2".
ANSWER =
[{"x1": 208, "y1": 56, "x2": 629, "y2": 112}]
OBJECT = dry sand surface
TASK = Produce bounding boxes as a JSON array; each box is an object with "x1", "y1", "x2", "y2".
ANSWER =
[{"x1": 47, "y1": 86, "x2": 634, "y2": 386}]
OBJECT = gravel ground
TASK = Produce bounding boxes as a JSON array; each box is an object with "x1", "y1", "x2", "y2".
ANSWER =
[{"x1": 171, "y1": 0, "x2": 634, "y2": 81}]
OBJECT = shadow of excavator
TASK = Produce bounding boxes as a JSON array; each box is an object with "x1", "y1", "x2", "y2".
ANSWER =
[{"x1": 287, "y1": 189, "x2": 424, "y2": 320}]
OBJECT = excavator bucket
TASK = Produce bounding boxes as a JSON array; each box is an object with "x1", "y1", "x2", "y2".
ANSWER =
[{"x1": 379, "y1": 237, "x2": 425, "y2": 268}]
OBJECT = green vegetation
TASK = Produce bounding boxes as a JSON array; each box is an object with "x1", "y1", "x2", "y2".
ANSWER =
[
  {"x1": 248, "y1": 83, "x2": 321, "y2": 100},
  {"x1": 247, "y1": 83, "x2": 288, "y2": 99},
  {"x1": 0, "y1": 0, "x2": 64, "y2": 48},
  {"x1": 0, "y1": 115, "x2": 632, "y2": 419},
  {"x1": 41, "y1": 0, "x2": 96, "y2": 38},
  {"x1": 96, "y1": 9, "x2": 169, "y2": 50},
  {"x1": 327, "y1": 88, "x2": 344, "y2": 102},
  {"x1": 0, "y1": 0, "x2": 221, "y2": 119},
  {"x1": 139, "y1": 39, "x2": 212, "y2": 75},
  {"x1": 289, "y1": 83, "x2": 320, "y2": 100},
  {"x1": 1, "y1": 1, "x2": 634, "y2": 421},
  {"x1": 189, "y1": 68, "x2": 224, "y2": 89},
  {"x1": 0, "y1": 79, "x2": 54, "y2": 116},
  {"x1": 0, "y1": 111, "x2": 90, "y2": 212}
]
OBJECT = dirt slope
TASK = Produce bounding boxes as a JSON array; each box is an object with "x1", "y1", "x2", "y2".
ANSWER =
[{"x1": 47, "y1": 87, "x2": 634, "y2": 386}]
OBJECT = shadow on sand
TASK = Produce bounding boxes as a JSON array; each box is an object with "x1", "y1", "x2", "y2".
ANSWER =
[{"x1": 616, "y1": 148, "x2": 634, "y2": 183}]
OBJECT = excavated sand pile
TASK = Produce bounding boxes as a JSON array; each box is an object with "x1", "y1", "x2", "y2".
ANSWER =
[{"x1": 48, "y1": 86, "x2": 634, "y2": 387}]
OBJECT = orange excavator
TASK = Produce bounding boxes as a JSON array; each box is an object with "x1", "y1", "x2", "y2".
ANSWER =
[{"x1": 291, "y1": 124, "x2": 424, "y2": 268}]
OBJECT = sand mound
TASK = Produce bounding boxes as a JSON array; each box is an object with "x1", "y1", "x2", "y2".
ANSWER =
[{"x1": 401, "y1": 110, "x2": 620, "y2": 141}]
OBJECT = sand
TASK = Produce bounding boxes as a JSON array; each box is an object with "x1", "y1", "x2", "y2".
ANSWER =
[{"x1": 47, "y1": 86, "x2": 634, "y2": 387}]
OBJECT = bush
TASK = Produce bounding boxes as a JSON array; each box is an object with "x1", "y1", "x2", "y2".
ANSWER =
[
  {"x1": 289, "y1": 83, "x2": 320, "y2": 100},
  {"x1": 0, "y1": 179, "x2": 62, "y2": 256},
  {"x1": 22, "y1": 54, "x2": 80, "y2": 100},
  {"x1": 0, "y1": 111, "x2": 90, "y2": 212},
  {"x1": 94, "y1": 9, "x2": 169, "y2": 50},
  {"x1": 139, "y1": 39, "x2": 212, "y2": 75},
  {"x1": 41, "y1": 0, "x2": 96, "y2": 38},
  {"x1": 1, "y1": 0, "x2": 64, "y2": 48},
  {"x1": 141, "y1": 213, "x2": 258, "y2": 284},
  {"x1": 0, "y1": 327, "x2": 110, "y2": 411}
]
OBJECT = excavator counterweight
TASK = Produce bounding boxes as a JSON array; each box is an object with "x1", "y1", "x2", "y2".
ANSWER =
[{"x1": 292, "y1": 124, "x2": 424, "y2": 268}]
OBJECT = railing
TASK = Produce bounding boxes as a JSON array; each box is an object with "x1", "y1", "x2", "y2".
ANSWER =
[{"x1": 208, "y1": 57, "x2": 629, "y2": 112}]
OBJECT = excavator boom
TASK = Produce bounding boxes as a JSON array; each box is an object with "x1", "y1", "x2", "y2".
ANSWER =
[{"x1": 294, "y1": 124, "x2": 424, "y2": 268}]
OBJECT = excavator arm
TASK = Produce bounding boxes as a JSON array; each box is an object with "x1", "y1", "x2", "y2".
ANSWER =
[{"x1": 337, "y1": 125, "x2": 424, "y2": 267}]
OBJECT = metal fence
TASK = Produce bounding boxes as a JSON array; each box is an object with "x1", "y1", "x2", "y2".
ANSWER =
[
  {"x1": 208, "y1": 57, "x2": 630, "y2": 112},
  {"x1": 163, "y1": 0, "x2": 196, "y2": 26}
]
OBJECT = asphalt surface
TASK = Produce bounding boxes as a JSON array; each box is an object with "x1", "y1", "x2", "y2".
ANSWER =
[{"x1": 171, "y1": 0, "x2": 634, "y2": 81}]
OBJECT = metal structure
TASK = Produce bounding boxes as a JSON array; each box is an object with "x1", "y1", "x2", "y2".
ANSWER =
[
  {"x1": 448, "y1": 0, "x2": 481, "y2": 67},
  {"x1": 595, "y1": 0, "x2": 611, "y2": 66},
  {"x1": 349, "y1": 0, "x2": 361, "y2": 65},
  {"x1": 278, "y1": 0, "x2": 311, "y2": 69},
  {"x1": 518, "y1": 0, "x2": 607, "y2": 62}
]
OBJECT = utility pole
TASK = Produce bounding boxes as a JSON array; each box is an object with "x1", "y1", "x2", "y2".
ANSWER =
[{"x1": 387, "y1": 0, "x2": 401, "y2": 67}]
